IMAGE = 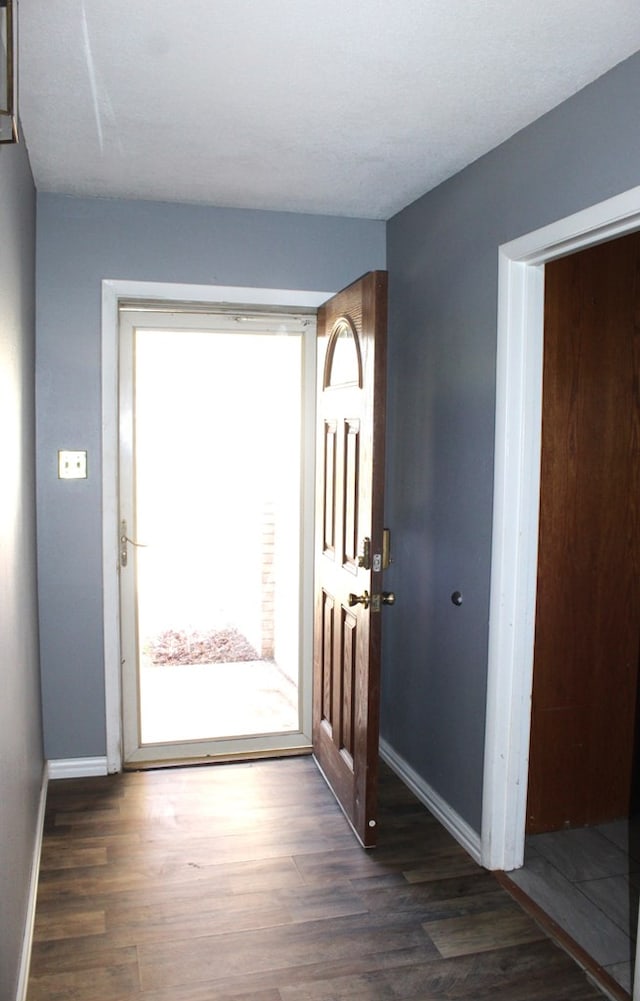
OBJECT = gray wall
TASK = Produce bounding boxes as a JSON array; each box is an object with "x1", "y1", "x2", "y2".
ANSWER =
[
  {"x1": 35, "y1": 51, "x2": 640, "y2": 835},
  {"x1": 0, "y1": 137, "x2": 44, "y2": 997},
  {"x1": 382, "y1": 51, "x2": 640, "y2": 831},
  {"x1": 35, "y1": 196, "x2": 386, "y2": 758}
]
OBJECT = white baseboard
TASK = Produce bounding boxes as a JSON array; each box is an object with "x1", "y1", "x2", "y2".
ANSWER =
[
  {"x1": 48, "y1": 756, "x2": 109, "y2": 779},
  {"x1": 15, "y1": 761, "x2": 49, "y2": 1001},
  {"x1": 379, "y1": 738, "x2": 482, "y2": 865}
]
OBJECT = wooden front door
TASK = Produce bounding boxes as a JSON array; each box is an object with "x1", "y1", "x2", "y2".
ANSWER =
[
  {"x1": 313, "y1": 271, "x2": 388, "y2": 847},
  {"x1": 527, "y1": 232, "x2": 640, "y2": 833}
]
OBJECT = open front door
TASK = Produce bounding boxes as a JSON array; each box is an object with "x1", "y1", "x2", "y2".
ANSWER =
[{"x1": 313, "y1": 271, "x2": 388, "y2": 847}]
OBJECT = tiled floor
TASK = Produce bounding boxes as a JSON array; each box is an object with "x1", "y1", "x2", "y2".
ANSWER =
[{"x1": 507, "y1": 818, "x2": 640, "y2": 994}]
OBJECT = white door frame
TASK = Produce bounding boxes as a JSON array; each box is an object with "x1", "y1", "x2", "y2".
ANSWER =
[
  {"x1": 101, "y1": 280, "x2": 331, "y2": 773},
  {"x1": 481, "y1": 185, "x2": 640, "y2": 873}
]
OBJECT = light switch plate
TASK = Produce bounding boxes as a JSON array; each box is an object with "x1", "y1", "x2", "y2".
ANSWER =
[{"x1": 58, "y1": 450, "x2": 87, "y2": 479}]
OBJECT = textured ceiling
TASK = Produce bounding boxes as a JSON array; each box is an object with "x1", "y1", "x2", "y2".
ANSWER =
[{"x1": 17, "y1": 1, "x2": 640, "y2": 220}]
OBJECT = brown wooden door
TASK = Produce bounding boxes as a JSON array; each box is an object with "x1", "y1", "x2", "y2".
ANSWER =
[
  {"x1": 527, "y1": 232, "x2": 640, "y2": 834},
  {"x1": 313, "y1": 271, "x2": 388, "y2": 847}
]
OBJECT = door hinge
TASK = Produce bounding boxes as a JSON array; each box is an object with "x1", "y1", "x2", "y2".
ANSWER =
[
  {"x1": 120, "y1": 519, "x2": 148, "y2": 568},
  {"x1": 120, "y1": 520, "x2": 128, "y2": 568}
]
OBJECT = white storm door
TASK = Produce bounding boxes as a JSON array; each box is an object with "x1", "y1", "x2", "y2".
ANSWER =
[{"x1": 118, "y1": 306, "x2": 316, "y2": 766}]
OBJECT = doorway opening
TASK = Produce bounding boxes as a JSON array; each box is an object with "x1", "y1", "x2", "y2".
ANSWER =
[
  {"x1": 482, "y1": 186, "x2": 640, "y2": 874},
  {"x1": 118, "y1": 306, "x2": 317, "y2": 766},
  {"x1": 481, "y1": 189, "x2": 640, "y2": 997},
  {"x1": 508, "y1": 232, "x2": 640, "y2": 996}
]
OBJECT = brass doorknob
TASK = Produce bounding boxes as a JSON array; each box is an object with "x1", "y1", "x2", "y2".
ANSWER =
[
  {"x1": 382, "y1": 591, "x2": 396, "y2": 606},
  {"x1": 348, "y1": 591, "x2": 370, "y2": 610}
]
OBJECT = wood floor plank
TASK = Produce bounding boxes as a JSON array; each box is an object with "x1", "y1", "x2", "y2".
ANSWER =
[
  {"x1": 355, "y1": 871, "x2": 501, "y2": 915},
  {"x1": 139, "y1": 943, "x2": 444, "y2": 999},
  {"x1": 33, "y1": 908, "x2": 106, "y2": 942},
  {"x1": 28, "y1": 947, "x2": 139, "y2": 1000},
  {"x1": 278, "y1": 969, "x2": 398, "y2": 1000},
  {"x1": 366, "y1": 940, "x2": 604, "y2": 1001},
  {"x1": 423, "y1": 905, "x2": 546, "y2": 958},
  {"x1": 40, "y1": 843, "x2": 109, "y2": 870},
  {"x1": 114, "y1": 987, "x2": 282, "y2": 1001},
  {"x1": 273, "y1": 883, "x2": 368, "y2": 923},
  {"x1": 29, "y1": 942, "x2": 138, "y2": 977},
  {"x1": 138, "y1": 911, "x2": 440, "y2": 991},
  {"x1": 27, "y1": 758, "x2": 607, "y2": 1001},
  {"x1": 34, "y1": 846, "x2": 318, "y2": 902},
  {"x1": 402, "y1": 849, "x2": 486, "y2": 884}
]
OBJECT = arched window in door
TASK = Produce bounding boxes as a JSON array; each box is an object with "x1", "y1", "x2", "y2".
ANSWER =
[{"x1": 323, "y1": 316, "x2": 362, "y2": 389}]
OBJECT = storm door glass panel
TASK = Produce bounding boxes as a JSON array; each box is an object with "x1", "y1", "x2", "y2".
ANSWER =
[{"x1": 133, "y1": 327, "x2": 302, "y2": 744}]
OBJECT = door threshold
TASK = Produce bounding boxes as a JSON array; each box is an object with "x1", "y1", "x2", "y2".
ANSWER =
[
  {"x1": 122, "y1": 744, "x2": 313, "y2": 771},
  {"x1": 495, "y1": 871, "x2": 630, "y2": 1001}
]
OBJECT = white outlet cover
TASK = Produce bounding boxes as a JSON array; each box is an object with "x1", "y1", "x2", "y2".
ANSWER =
[{"x1": 58, "y1": 450, "x2": 88, "y2": 479}]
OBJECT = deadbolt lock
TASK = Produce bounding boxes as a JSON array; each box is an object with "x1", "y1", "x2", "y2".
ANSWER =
[
  {"x1": 357, "y1": 537, "x2": 371, "y2": 570},
  {"x1": 382, "y1": 528, "x2": 392, "y2": 570}
]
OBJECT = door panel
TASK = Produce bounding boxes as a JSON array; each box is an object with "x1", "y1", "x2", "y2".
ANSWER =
[
  {"x1": 527, "y1": 233, "x2": 640, "y2": 833},
  {"x1": 313, "y1": 272, "x2": 388, "y2": 847}
]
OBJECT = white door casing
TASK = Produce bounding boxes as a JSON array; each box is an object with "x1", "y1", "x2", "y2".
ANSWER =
[
  {"x1": 482, "y1": 184, "x2": 640, "y2": 873},
  {"x1": 102, "y1": 282, "x2": 331, "y2": 773}
]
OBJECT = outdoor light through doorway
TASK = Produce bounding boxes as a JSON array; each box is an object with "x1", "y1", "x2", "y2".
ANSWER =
[{"x1": 0, "y1": 0, "x2": 17, "y2": 143}]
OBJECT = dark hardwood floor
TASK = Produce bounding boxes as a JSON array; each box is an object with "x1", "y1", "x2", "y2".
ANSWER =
[{"x1": 28, "y1": 756, "x2": 610, "y2": 1000}]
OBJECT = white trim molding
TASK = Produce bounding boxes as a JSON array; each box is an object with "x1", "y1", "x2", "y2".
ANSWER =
[
  {"x1": 481, "y1": 185, "x2": 640, "y2": 873},
  {"x1": 47, "y1": 757, "x2": 108, "y2": 779},
  {"x1": 380, "y1": 738, "x2": 482, "y2": 864},
  {"x1": 101, "y1": 280, "x2": 332, "y2": 773},
  {"x1": 15, "y1": 763, "x2": 48, "y2": 1001}
]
